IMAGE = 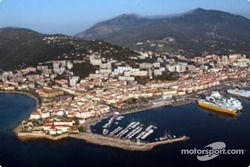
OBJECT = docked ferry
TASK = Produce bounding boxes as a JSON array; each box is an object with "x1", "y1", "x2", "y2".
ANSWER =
[
  {"x1": 227, "y1": 88, "x2": 250, "y2": 98},
  {"x1": 198, "y1": 91, "x2": 243, "y2": 116}
]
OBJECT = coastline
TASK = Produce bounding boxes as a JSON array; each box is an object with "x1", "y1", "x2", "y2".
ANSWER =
[
  {"x1": 69, "y1": 133, "x2": 189, "y2": 152},
  {"x1": 0, "y1": 90, "x2": 40, "y2": 108},
  {"x1": 11, "y1": 91, "x2": 191, "y2": 151},
  {"x1": 15, "y1": 128, "x2": 189, "y2": 151},
  {"x1": 118, "y1": 99, "x2": 193, "y2": 116},
  {"x1": 8, "y1": 81, "x2": 250, "y2": 151}
]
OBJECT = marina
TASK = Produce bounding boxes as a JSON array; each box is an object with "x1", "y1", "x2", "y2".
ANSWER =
[
  {"x1": 91, "y1": 89, "x2": 250, "y2": 145},
  {"x1": 91, "y1": 115, "x2": 180, "y2": 144},
  {"x1": 102, "y1": 115, "x2": 124, "y2": 135}
]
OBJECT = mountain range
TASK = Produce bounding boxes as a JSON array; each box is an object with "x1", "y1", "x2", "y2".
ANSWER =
[
  {"x1": 1, "y1": 8, "x2": 250, "y2": 72},
  {"x1": 75, "y1": 8, "x2": 250, "y2": 56}
]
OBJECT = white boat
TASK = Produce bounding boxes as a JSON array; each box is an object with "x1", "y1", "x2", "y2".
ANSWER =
[
  {"x1": 116, "y1": 116, "x2": 124, "y2": 121},
  {"x1": 228, "y1": 89, "x2": 250, "y2": 98},
  {"x1": 141, "y1": 129, "x2": 154, "y2": 140},
  {"x1": 102, "y1": 129, "x2": 109, "y2": 135},
  {"x1": 136, "y1": 131, "x2": 145, "y2": 140},
  {"x1": 109, "y1": 127, "x2": 122, "y2": 136},
  {"x1": 131, "y1": 122, "x2": 140, "y2": 128},
  {"x1": 207, "y1": 91, "x2": 243, "y2": 111},
  {"x1": 198, "y1": 91, "x2": 243, "y2": 116}
]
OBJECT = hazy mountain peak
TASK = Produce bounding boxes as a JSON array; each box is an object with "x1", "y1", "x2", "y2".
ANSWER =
[
  {"x1": 115, "y1": 13, "x2": 142, "y2": 19},
  {"x1": 75, "y1": 13, "x2": 149, "y2": 40},
  {"x1": 192, "y1": 8, "x2": 206, "y2": 13},
  {"x1": 75, "y1": 8, "x2": 250, "y2": 57}
]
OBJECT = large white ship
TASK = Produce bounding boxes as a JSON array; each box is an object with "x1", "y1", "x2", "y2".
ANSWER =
[
  {"x1": 227, "y1": 89, "x2": 250, "y2": 98},
  {"x1": 198, "y1": 91, "x2": 243, "y2": 116}
]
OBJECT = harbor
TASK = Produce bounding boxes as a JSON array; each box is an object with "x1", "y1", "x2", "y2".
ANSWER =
[
  {"x1": 12, "y1": 85, "x2": 250, "y2": 152},
  {"x1": 91, "y1": 112, "x2": 188, "y2": 147},
  {"x1": 1, "y1": 90, "x2": 250, "y2": 166},
  {"x1": 16, "y1": 112, "x2": 189, "y2": 152}
]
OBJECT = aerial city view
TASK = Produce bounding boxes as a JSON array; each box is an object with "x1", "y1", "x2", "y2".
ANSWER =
[{"x1": 0, "y1": 0, "x2": 250, "y2": 167}]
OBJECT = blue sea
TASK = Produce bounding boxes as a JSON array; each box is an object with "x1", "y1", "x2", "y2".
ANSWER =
[{"x1": 0, "y1": 92, "x2": 249, "y2": 167}]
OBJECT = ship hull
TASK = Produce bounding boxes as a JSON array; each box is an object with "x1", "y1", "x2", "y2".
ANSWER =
[{"x1": 198, "y1": 101, "x2": 237, "y2": 116}]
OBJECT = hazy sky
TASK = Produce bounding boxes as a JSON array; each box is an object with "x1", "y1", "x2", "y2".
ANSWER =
[{"x1": 0, "y1": 0, "x2": 250, "y2": 35}]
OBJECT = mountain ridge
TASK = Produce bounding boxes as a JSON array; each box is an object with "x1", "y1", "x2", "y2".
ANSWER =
[{"x1": 75, "y1": 8, "x2": 250, "y2": 56}]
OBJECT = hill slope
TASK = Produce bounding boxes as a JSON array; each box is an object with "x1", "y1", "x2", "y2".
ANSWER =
[
  {"x1": 76, "y1": 9, "x2": 250, "y2": 56},
  {"x1": 0, "y1": 27, "x2": 138, "y2": 70}
]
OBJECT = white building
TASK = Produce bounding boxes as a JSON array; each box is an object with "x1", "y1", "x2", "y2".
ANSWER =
[
  {"x1": 41, "y1": 112, "x2": 50, "y2": 119},
  {"x1": 118, "y1": 76, "x2": 135, "y2": 81},
  {"x1": 124, "y1": 70, "x2": 148, "y2": 77},
  {"x1": 90, "y1": 55, "x2": 102, "y2": 65},
  {"x1": 29, "y1": 112, "x2": 41, "y2": 120},
  {"x1": 139, "y1": 63, "x2": 153, "y2": 69},
  {"x1": 69, "y1": 76, "x2": 80, "y2": 87}
]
